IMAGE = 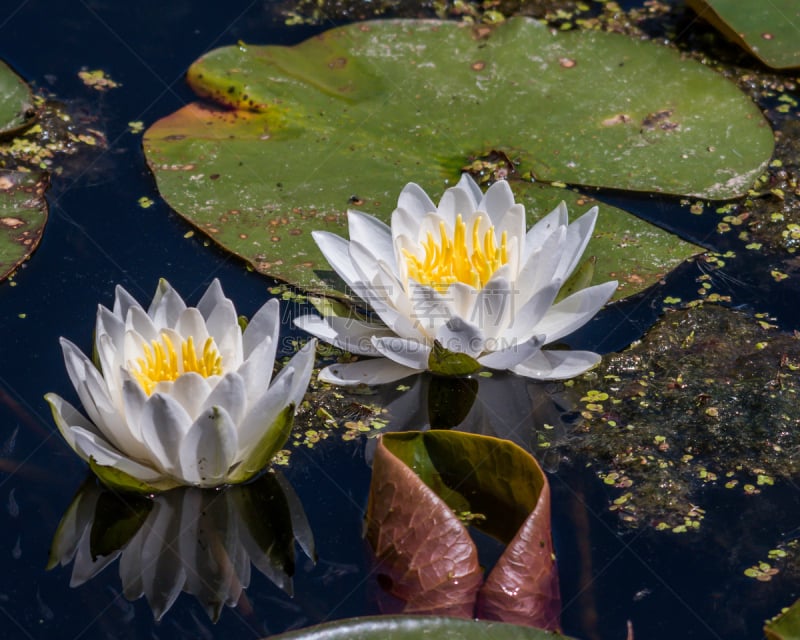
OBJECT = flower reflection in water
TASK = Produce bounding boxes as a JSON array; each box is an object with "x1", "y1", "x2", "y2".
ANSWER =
[
  {"x1": 376, "y1": 373, "x2": 580, "y2": 470},
  {"x1": 48, "y1": 472, "x2": 314, "y2": 621}
]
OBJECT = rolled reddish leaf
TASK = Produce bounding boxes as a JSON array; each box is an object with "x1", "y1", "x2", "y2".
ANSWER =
[
  {"x1": 366, "y1": 435, "x2": 482, "y2": 616},
  {"x1": 477, "y1": 479, "x2": 561, "y2": 630},
  {"x1": 366, "y1": 431, "x2": 560, "y2": 629}
]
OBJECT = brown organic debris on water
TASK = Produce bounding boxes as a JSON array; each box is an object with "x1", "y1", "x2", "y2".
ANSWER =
[{"x1": 558, "y1": 303, "x2": 800, "y2": 530}]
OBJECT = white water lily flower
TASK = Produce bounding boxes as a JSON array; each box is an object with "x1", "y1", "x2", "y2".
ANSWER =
[
  {"x1": 46, "y1": 279, "x2": 316, "y2": 492},
  {"x1": 295, "y1": 174, "x2": 617, "y2": 385}
]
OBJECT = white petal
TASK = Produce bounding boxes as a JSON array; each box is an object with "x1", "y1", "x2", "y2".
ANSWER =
[
  {"x1": 196, "y1": 279, "x2": 226, "y2": 319},
  {"x1": 554, "y1": 207, "x2": 598, "y2": 283},
  {"x1": 203, "y1": 372, "x2": 247, "y2": 426},
  {"x1": 45, "y1": 393, "x2": 101, "y2": 460},
  {"x1": 175, "y1": 307, "x2": 210, "y2": 344},
  {"x1": 312, "y1": 230, "x2": 361, "y2": 290},
  {"x1": 125, "y1": 305, "x2": 158, "y2": 343},
  {"x1": 512, "y1": 349, "x2": 602, "y2": 380},
  {"x1": 236, "y1": 368, "x2": 293, "y2": 457},
  {"x1": 478, "y1": 334, "x2": 545, "y2": 370},
  {"x1": 294, "y1": 314, "x2": 390, "y2": 356},
  {"x1": 242, "y1": 298, "x2": 279, "y2": 360},
  {"x1": 534, "y1": 280, "x2": 617, "y2": 344},
  {"x1": 71, "y1": 426, "x2": 166, "y2": 482},
  {"x1": 435, "y1": 317, "x2": 485, "y2": 358},
  {"x1": 237, "y1": 338, "x2": 278, "y2": 409},
  {"x1": 406, "y1": 282, "x2": 453, "y2": 336},
  {"x1": 347, "y1": 209, "x2": 393, "y2": 264},
  {"x1": 371, "y1": 336, "x2": 431, "y2": 370},
  {"x1": 467, "y1": 276, "x2": 514, "y2": 340},
  {"x1": 444, "y1": 282, "x2": 478, "y2": 321},
  {"x1": 516, "y1": 225, "x2": 566, "y2": 305},
  {"x1": 318, "y1": 358, "x2": 418, "y2": 386},
  {"x1": 273, "y1": 339, "x2": 317, "y2": 407},
  {"x1": 437, "y1": 184, "x2": 476, "y2": 227},
  {"x1": 96, "y1": 305, "x2": 124, "y2": 352},
  {"x1": 495, "y1": 203, "x2": 526, "y2": 271},
  {"x1": 397, "y1": 182, "x2": 436, "y2": 219},
  {"x1": 148, "y1": 279, "x2": 187, "y2": 328},
  {"x1": 203, "y1": 295, "x2": 242, "y2": 367},
  {"x1": 164, "y1": 372, "x2": 212, "y2": 420},
  {"x1": 503, "y1": 281, "x2": 562, "y2": 344},
  {"x1": 479, "y1": 179, "x2": 515, "y2": 224},
  {"x1": 524, "y1": 201, "x2": 568, "y2": 261},
  {"x1": 140, "y1": 394, "x2": 194, "y2": 475},
  {"x1": 391, "y1": 206, "x2": 421, "y2": 256},
  {"x1": 349, "y1": 239, "x2": 387, "y2": 286},
  {"x1": 456, "y1": 173, "x2": 483, "y2": 206},
  {"x1": 112, "y1": 285, "x2": 141, "y2": 320},
  {"x1": 179, "y1": 406, "x2": 239, "y2": 486}
]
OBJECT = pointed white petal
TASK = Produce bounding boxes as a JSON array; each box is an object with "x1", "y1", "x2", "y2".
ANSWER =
[
  {"x1": 456, "y1": 173, "x2": 483, "y2": 206},
  {"x1": 435, "y1": 317, "x2": 485, "y2": 358},
  {"x1": 237, "y1": 337, "x2": 278, "y2": 409},
  {"x1": 45, "y1": 393, "x2": 101, "y2": 460},
  {"x1": 175, "y1": 307, "x2": 210, "y2": 344},
  {"x1": 71, "y1": 426, "x2": 166, "y2": 482},
  {"x1": 478, "y1": 334, "x2": 545, "y2": 370},
  {"x1": 96, "y1": 305, "x2": 124, "y2": 351},
  {"x1": 524, "y1": 201, "x2": 568, "y2": 261},
  {"x1": 196, "y1": 278, "x2": 226, "y2": 319},
  {"x1": 535, "y1": 280, "x2": 617, "y2": 344},
  {"x1": 179, "y1": 406, "x2": 239, "y2": 486},
  {"x1": 397, "y1": 182, "x2": 436, "y2": 219},
  {"x1": 125, "y1": 305, "x2": 158, "y2": 343},
  {"x1": 318, "y1": 358, "x2": 418, "y2": 386},
  {"x1": 554, "y1": 206, "x2": 598, "y2": 283},
  {"x1": 241, "y1": 298, "x2": 279, "y2": 360},
  {"x1": 371, "y1": 336, "x2": 431, "y2": 370},
  {"x1": 148, "y1": 279, "x2": 187, "y2": 328},
  {"x1": 165, "y1": 372, "x2": 211, "y2": 421},
  {"x1": 437, "y1": 185, "x2": 476, "y2": 227},
  {"x1": 503, "y1": 280, "x2": 562, "y2": 344},
  {"x1": 294, "y1": 314, "x2": 390, "y2": 356},
  {"x1": 516, "y1": 225, "x2": 567, "y2": 304},
  {"x1": 479, "y1": 179, "x2": 515, "y2": 223},
  {"x1": 237, "y1": 368, "x2": 293, "y2": 456},
  {"x1": 312, "y1": 230, "x2": 361, "y2": 290},
  {"x1": 467, "y1": 276, "x2": 514, "y2": 340},
  {"x1": 512, "y1": 349, "x2": 602, "y2": 380},
  {"x1": 203, "y1": 372, "x2": 247, "y2": 426},
  {"x1": 140, "y1": 394, "x2": 194, "y2": 475},
  {"x1": 203, "y1": 295, "x2": 242, "y2": 367},
  {"x1": 112, "y1": 285, "x2": 141, "y2": 320},
  {"x1": 282, "y1": 339, "x2": 317, "y2": 410},
  {"x1": 391, "y1": 206, "x2": 421, "y2": 255},
  {"x1": 347, "y1": 209, "x2": 393, "y2": 264}
]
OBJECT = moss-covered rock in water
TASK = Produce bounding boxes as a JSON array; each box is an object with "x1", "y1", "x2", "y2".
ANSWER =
[{"x1": 559, "y1": 303, "x2": 800, "y2": 530}]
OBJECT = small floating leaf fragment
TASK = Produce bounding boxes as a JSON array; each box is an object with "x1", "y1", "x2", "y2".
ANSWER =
[{"x1": 78, "y1": 69, "x2": 120, "y2": 90}]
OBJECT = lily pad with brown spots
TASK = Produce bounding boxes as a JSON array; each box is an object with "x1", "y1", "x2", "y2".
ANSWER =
[{"x1": 0, "y1": 171, "x2": 48, "y2": 281}]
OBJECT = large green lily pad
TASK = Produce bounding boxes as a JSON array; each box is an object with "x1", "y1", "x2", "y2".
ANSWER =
[
  {"x1": 269, "y1": 615, "x2": 573, "y2": 639},
  {"x1": 688, "y1": 0, "x2": 800, "y2": 70},
  {"x1": 0, "y1": 60, "x2": 34, "y2": 137},
  {"x1": 0, "y1": 170, "x2": 48, "y2": 281},
  {"x1": 766, "y1": 599, "x2": 800, "y2": 640},
  {"x1": 144, "y1": 17, "x2": 760, "y2": 298}
]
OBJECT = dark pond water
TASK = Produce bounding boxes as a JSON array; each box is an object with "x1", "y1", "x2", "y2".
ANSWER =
[{"x1": 0, "y1": 1, "x2": 797, "y2": 639}]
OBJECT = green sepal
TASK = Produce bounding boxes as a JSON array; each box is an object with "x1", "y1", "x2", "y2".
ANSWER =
[
  {"x1": 427, "y1": 340, "x2": 482, "y2": 377},
  {"x1": 88, "y1": 457, "x2": 177, "y2": 495},
  {"x1": 228, "y1": 404, "x2": 295, "y2": 484},
  {"x1": 308, "y1": 294, "x2": 367, "y2": 322}
]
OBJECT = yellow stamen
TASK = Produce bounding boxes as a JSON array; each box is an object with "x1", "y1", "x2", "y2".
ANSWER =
[
  {"x1": 131, "y1": 333, "x2": 223, "y2": 395},
  {"x1": 403, "y1": 214, "x2": 509, "y2": 291}
]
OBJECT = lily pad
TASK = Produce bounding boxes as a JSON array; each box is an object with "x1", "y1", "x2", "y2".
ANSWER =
[
  {"x1": 766, "y1": 599, "x2": 800, "y2": 640},
  {"x1": 269, "y1": 615, "x2": 574, "y2": 640},
  {"x1": 0, "y1": 60, "x2": 34, "y2": 137},
  {"x1": 366, "y1": 430, "x2": 560, "y2": 629},
  {"x1": 0, "y1": 170, "x2": 48, "y2": 282},
  {"x1": 143, "y1": 17, "x2": 755, "y2": 298},
  {"x1": 688, "y1": 0, "x2": 800, "y2": 70}
]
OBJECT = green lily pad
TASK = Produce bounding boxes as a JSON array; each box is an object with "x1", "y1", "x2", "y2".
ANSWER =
[
  {"x1": 144, "y1": 17, "x2": 754, "y2": 299},
  {"x1": 269, "y1": 615, "x2": 573, "y2": 640},
  {"x1": 688, "y1": 0, "x2": 800, "y2": 70},
  {"x1": 0, "y1": 170, "x2": 48, "y2": 282},
  {"x1": 0, "y1": 60, "x2": 34, "y2": 137},
  {"x1": 766, "y1": 599, "x2": 800, "y2": 640}
]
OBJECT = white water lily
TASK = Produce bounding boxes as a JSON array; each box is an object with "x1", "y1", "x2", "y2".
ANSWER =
[
  {"x1": 295, "y1": 174, "x2": 617, "y2": 385},
  {"x1": 46, "y1": 279, "x2": 316, "y2": 492}
]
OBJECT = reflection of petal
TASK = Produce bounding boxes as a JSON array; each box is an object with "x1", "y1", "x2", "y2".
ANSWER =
[
  {"x1": 50, "y1": 473, "x2": 314, "y2": 622},
  {"x1": 319, "y1": 358, "x2": 419, "y2": 386}
]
